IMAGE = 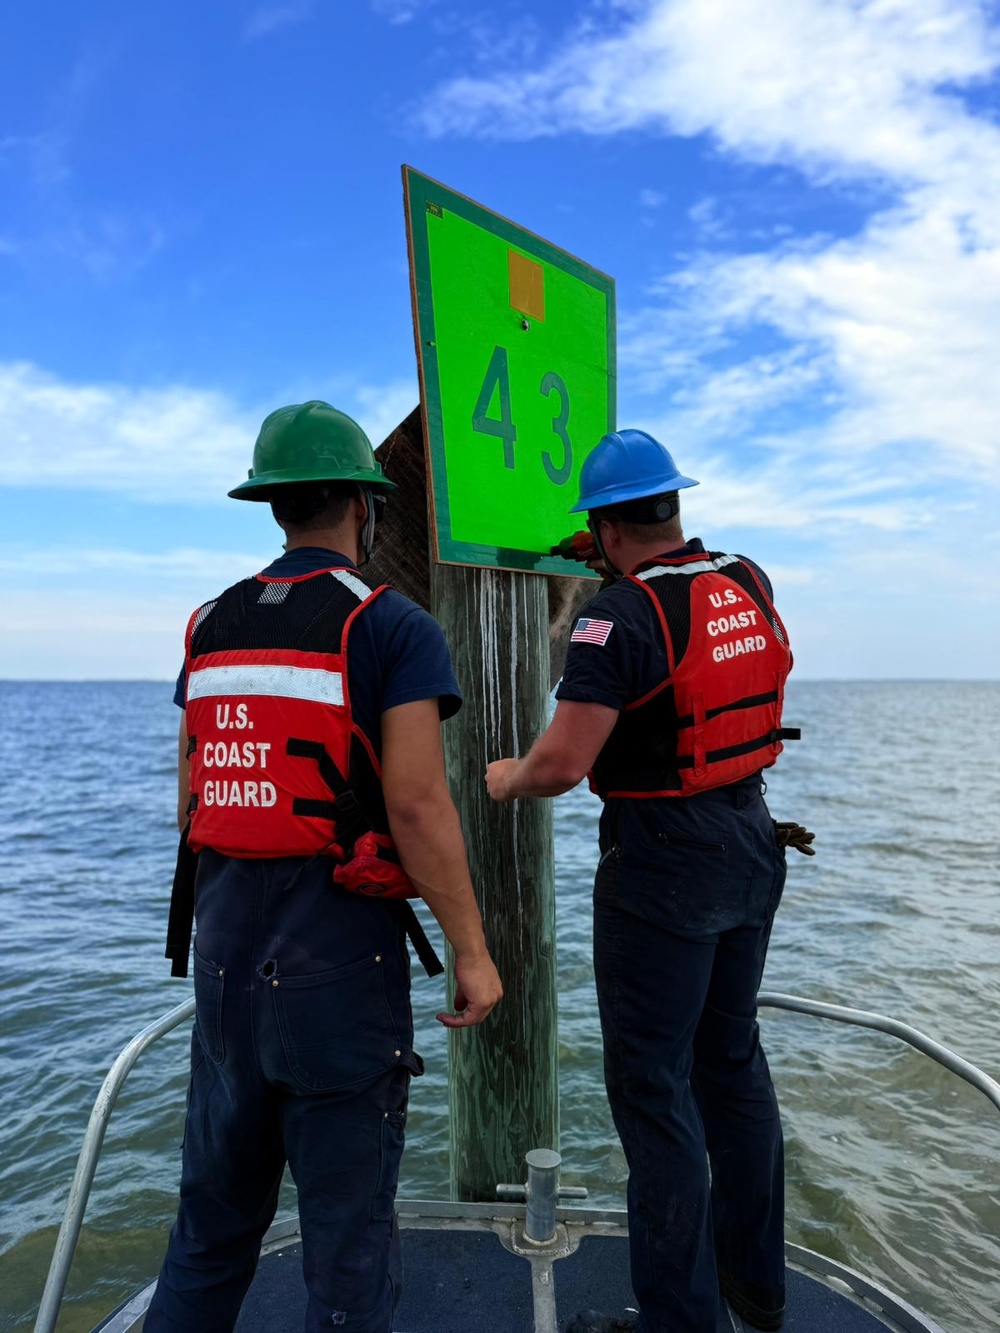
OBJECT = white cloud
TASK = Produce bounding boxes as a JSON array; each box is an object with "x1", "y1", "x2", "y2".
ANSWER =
[
  {"x1": 756, "y1": 563, "x2": 815, "y2": 588},
  {"x1": 416, "y1": 0, "x2": 1000, "y2": 534},
  {"x1": 371, "y1": 0, "x2": 431, "y2": 23},
  {"x1": 419, "y1": 0, "x2": 1000, "y2": 188},
  {"x1": 60, "y1": 213, "x2": 168, "y2": 280},
  {"x1": 0, "y1": 362, "x2": 417, "y2": 502},
  {"x1": 243, "y1": 2, "x2": 313, "y2": 42},
  {"x1": 0, "y1": 362, "x2": 258, "y2": 501},
  {"x1": 630, "y1": 197, "x2": 1000, "y2": 489},
  {"x1": 2, "y1": 52, "x2": 105, "y2": 191},
  {"x1": 687, "y1": 195, "x2": 731, "y2": 241},
  {"x1": 354, "y1": 379, "x2": 419, "y2": 449},
  {"x1": 0, "y1": 588, "x2": 193, "y2": 679},
  {"x1": 0, "y1": 211, "x2": 169, "y2": 282},
  {"x1": 1, "y1": 51, "x2": 173, "y2": 280},
  {"x1": 0, "y1": 129, "x2": 72, "y2": 190},
  {"x1": 0, "y1": 545, "x2": 270, "y2": 581}
]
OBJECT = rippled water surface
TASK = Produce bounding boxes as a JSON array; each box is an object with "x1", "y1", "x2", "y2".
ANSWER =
[{"x1": 1, "y1": 680, "x2": 998, "y2": 1332}]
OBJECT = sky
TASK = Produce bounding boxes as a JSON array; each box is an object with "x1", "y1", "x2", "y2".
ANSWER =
[{"x1": 1, "y1": 0, "x2": 998, "y2": 680}]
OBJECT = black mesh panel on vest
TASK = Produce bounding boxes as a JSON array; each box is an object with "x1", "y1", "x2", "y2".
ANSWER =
[
  {"x1": 190, "y1": 575, "x2": 364, "y2": 658},
  {"x1": 653, "y1": 575, "x2": 693, "y2": 665},
  {"x1": 730, "y1": 559, "x2": 785, "y2": 643}
]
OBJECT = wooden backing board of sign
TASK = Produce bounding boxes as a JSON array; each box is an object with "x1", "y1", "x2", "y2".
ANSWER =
[
  {"x1": 369, "y1": 407, "x2": 590, "y2": 688},
  {"x1": 371, "y1": 409, "x2": 587, "y2": 1201}
]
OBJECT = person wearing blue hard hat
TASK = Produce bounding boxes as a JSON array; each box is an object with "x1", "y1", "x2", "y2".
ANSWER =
[
  {"x1": 487, "y1": 428, "x2": 814, "y2": 1333},
  {"x1": 569, "y1": 428, "x2": 701, "y2": 579},
  {"x1": 570, "y1": 427, "x2": 700, "y2": 512}
]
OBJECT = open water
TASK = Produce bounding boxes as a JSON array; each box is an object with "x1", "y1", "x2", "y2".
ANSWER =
[{"x1": 0, "y1": 680, "x2": 998, "y2": 1333}]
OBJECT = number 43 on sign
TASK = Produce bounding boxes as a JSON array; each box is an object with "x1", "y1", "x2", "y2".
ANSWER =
[{"x1": 404, "y1": 166, "x2": 616, "y2": 576}]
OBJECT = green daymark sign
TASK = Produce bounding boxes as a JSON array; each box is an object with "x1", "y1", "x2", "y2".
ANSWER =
[{"x1": 403, "y1": 167, "x2": 616, "y2": 575}]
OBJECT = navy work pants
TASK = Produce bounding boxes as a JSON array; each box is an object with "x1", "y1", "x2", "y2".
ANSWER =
[
  {"x1": 146, "y1": 851, "x2": 421, "y2": 1333},
  {"x1": 594, "y1": 778, "x2": 786, "y2": 1333}
]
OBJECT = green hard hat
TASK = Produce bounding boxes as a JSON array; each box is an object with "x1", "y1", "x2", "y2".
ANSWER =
[{"x1": 229, "y1": 400, "x2": 396, "y2": 500}]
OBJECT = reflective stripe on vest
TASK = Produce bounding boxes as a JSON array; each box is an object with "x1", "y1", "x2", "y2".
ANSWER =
[
  {"x1": 634, "y1": 553, "x2": 742, "y2": 580},
  {"x1": 187, "y1": 663, "x2": 345, "y2": 707}
]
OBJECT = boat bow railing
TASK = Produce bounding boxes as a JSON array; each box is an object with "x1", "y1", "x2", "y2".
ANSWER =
[
  {"x1": 758, "y1": 992, "x2": 1000, "y2": 1114},
  {"x1": 33, "y1": 992, "x2": 1000, "y2": 1333},
  {"x1": 34, "y1": 997, "x2": 196, "y2": 1333}
]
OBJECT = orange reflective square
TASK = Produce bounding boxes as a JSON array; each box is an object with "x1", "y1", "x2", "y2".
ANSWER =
[{"x1": 508, "y1": 249, "x2": 546, "y2": 322}]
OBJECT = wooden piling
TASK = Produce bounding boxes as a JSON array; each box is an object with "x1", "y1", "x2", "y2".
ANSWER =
[
  {"x1": 430, "y1": 562, "x2": 559, "y2": 1201},
  {"x1": 373, "y1": 410, "x2": 585, "y2": 1200}
]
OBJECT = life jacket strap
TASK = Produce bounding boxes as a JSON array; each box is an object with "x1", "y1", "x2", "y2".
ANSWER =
[
  {"x1": 676, "y1": 727, "x2": 801, "y2": 770},
  {"x1": 674, "y1": 688, "x2": 781, "y2": 729},
  {"x1": 285, "y1": 736, "x2": 444, "y2": 976},
  {"x1": 395, "y1": 902, "x2": 445, "y2": 978},
  {"x1": 285, "y1": 736, "x2": 370, "y2": 848},
  {"x1": 165, "y1": 823, "x2": 198, "y2": 979}
]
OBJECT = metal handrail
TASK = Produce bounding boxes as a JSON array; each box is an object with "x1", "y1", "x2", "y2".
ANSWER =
[
  {"x1": 759, "y1": 991, "x2": 1000, "y2": 1115},
  {"x1": 33, "y1": 996, "x2": 196, "y2": 1333},
  {"x1": 33, "y1": 991, "x2": 1000, "y2": 1331}
]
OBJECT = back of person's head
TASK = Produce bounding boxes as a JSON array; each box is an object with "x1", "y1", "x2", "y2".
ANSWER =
[
  {"x1": 269, "y1": 482, "x2": 357, "y2": 533},
  {"x1": 597, "y1": 491, "x2": 683, "y2": 545}
]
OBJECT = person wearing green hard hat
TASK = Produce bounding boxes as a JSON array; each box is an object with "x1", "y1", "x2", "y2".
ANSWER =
[
  {"x1": 149, "y1": 401, "x2": 502, "y2": 1332},
  {"x1": 228, "y1": 399, "x2": 398, "y2": 562},
  {"x1": 487, "y1": 428, "x2": 814, "y2": 1333}
]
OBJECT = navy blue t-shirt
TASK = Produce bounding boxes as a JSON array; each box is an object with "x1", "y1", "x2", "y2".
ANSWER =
[
  {"x1": 174, "y1": 547, "x2": 461, "y2": 756},
  {"x1": 555, "y1": 538, "x2": 773, "y2": 710}
]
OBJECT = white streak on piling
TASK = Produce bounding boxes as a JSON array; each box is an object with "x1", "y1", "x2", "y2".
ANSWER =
[
  {"x1": 480, "y1": 570, "x2": 525, "y2": 913},
  {"x1": 481, "y1": 570, "x2": 501, "y2": 767},
  {"x1": 428, "y1": 513, "x2": 558, "y2": 1198},
  {"x1": 509, "y1": 578, "x2": 523, "y2": 912}
]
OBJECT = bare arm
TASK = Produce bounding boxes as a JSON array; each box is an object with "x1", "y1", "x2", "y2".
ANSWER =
[
  {"x1": 484, "y1": 699, "x2": 619, "y2": 802},
  {"x1": 177, "y1": 712, "x2": 190, "y2": 831},
  {"x1": 381, "y1": 698, "x2": 503, "y2": 1028}
]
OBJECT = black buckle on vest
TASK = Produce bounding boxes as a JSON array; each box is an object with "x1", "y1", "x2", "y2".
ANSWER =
[
  {"x1": 331, "y1": 788, "x2": 369, "y2": 849},
  {"x1": 286, "y1": 738, "x2": 369, "y2": 849}
]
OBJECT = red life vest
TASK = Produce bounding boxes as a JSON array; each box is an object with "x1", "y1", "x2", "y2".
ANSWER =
[
  {"x1": 184, "y1": 566, "x2": 390, "y2": 859},
  {"x1": 589, "y1": 550, "x2": 797, "y2": 799}
]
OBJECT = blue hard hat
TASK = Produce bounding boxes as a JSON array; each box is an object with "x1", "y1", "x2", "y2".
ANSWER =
[{"x1": 570, "y1": 429, "x2": 699, "y2": 513}]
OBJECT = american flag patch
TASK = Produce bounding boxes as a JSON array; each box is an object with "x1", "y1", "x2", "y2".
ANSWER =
[{"x1": 571, "y1": 617, "x2": 614, "y2": 646}]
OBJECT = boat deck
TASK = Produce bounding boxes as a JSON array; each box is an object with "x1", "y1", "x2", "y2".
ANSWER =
[{"x1": 94, "y1": 1200, "x2": 945, "y2": 1333}]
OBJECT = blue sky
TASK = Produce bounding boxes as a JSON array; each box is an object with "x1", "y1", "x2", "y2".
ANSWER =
[{"x1": 2, "y1": 0, "x2": 998, "y2": 679}]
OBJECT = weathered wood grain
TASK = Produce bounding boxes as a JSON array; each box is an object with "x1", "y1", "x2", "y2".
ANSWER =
[
  {"x1": 431, "y1": 561, "x2": 559, "y2": 1201},
  {"x1": 367, "y1": 407, "x2": 431, "y2": 611},
  {"x1": 369, "y1": 409, "x2": 593, "y2": 1197}
]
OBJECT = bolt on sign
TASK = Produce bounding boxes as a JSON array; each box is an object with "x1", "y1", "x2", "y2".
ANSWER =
[{"x1": 403, "y1": 166, "x2": 616, "y2": 576}]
